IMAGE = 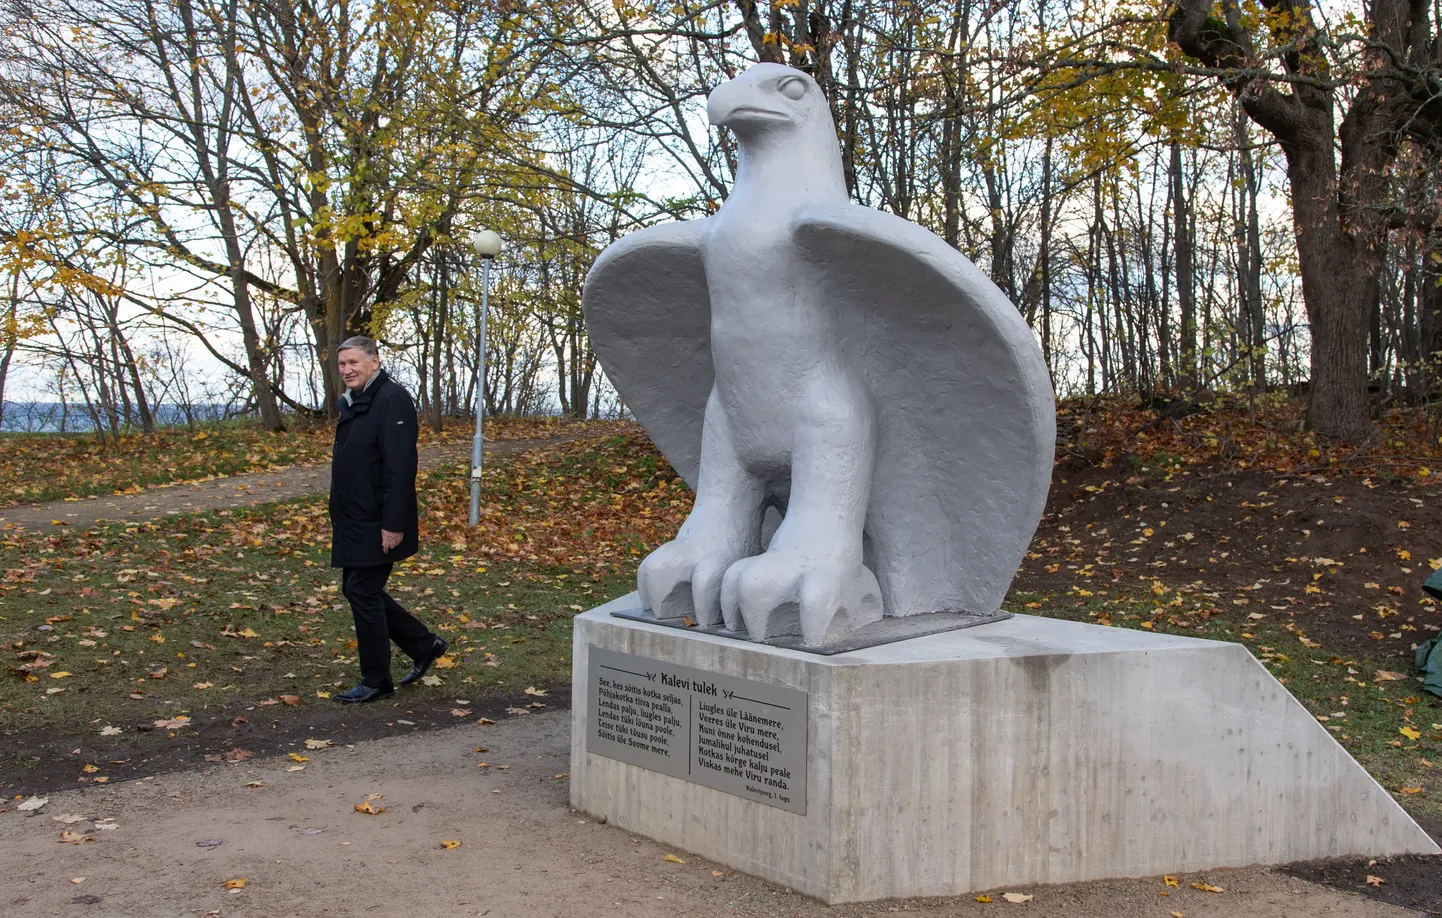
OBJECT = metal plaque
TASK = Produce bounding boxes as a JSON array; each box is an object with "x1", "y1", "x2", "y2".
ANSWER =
[{"x1": 586, "y1": 646, "x2": 808, "y2": 814}]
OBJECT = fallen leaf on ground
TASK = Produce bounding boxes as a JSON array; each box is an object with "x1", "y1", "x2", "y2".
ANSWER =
[
  {"x1": 153, "y1": 716, "x2": 190, "y2": 730},
  {"x1": 354, "y1": 794, "x2": 385, "y2": 815},
  {"x1": 1400, "y1": 786, "x2": 1422, "y2": 794},
  {"x1": 244, "y1": 781, "x2": 263, "y2": 788},
  {"x1": 52, "y1": 814, "x2": 86, "y2": 824},
  {"x1": 523, "y1": 686, "x2": 547, "y2": 697},
  {"x1": 1400, "y1": 726, "x2": 1421, "y2": 741},
  {"x1": 975, "y1": 894, "x2": 992, "y2": 903},
  {"x1": 279, "y1": 695, "x2": 301, "y2": 706},
  {"x1": 420, "y1": 675, "x2": 441, "y2": 686},
  {"x1": 664, "y1": 854, "x2": 685, "y2": 864},
  {"x1": 1190, "y1": 882, "x2": 1224, "y2": 893},
  {"x1": 304, "y1": 738, "x2": 332, "y2": 750},
  {"x1": 16, "y1": 796, "x2": 48, "y2": 812},
  {"x1": 433, "y1": 655, "x2": 456, "y2": 669},
  {"x1": 1375, "y1": 671, "x2": 1408, "y2": 682},
  {"x1": 289, "y1": 753, "x2": 309, "y2": 763},
  {"x1": 1366, "y1": 875, "x2": 1385, "y2": 886},
  {"x1": 99, "y1": 726, "x2": 121, "y2": 737},
  {"x1": 223, "y1": 877, "x2": 247, "y2": 889},
  {"x1": 1001, "y1": 892, "x2": 1032, "y2": 903},
  {"x1": 58, "y1": 832, "x2": 92, "y2": 844},
  {"x1": 440, "y1": 839, "x2": 462, "y2": 850},
  {"x1": 1163, "y1": 875, "x2": 1179, "y2": 888},
  {"x1": 70, "y1": 877, "x2": 85, "y2": 884},
  {"x1": 476, "y1": 717, "x2": 495, "y2": 725},
  {"x1": 449, "y1": 708, "x2": 472, "y2": 717},
  {"x1": 204, "y1": 748, "x2": 254, "y2": 763}
]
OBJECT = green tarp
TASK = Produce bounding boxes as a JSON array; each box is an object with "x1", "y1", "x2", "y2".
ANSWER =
[
  {"x1": 1417, "y1": 568, "x2": 1442, "y2": 697},
  {"x1": 1416, "y1": 637, "x2": 1442, "y2": 698}
]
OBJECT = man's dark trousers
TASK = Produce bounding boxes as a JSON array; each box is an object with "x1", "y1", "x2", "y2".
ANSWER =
[{"x1": 342, "y1": 563, "x2": 433, "y2": 690}]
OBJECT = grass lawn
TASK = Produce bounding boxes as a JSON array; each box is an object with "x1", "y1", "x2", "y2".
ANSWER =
[
  {"x1": 0, "y1": 424, "x2": 335, "y2": 508},
  {"x1": 1, "y1": 518, "x2": 631, "y2": 734},
  {"x1": 0, "y1": 430, "x2": 686, "y2": 791}
]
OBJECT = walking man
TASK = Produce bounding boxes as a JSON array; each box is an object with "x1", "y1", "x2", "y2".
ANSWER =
[{"x1": 329, "y1": 336, "x2": 448, "y2": 703}]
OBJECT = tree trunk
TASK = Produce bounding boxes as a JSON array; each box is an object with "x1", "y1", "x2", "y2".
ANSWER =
[
  {"x1": 1423, "y1": 233, "x2": 1442, "y2": 395},
  {"x1": 1286, "y1": 141, "x2": 1372, "y2": 439},
  {"x1": 1170, "y1": 142, "x2": 1197, "y2": 391},
  {"x1": 430, "y1": 254, "x2": 448, "y2": 433},
  {"x1": 1039, "y1": 136, "x2": 1053, "y2": 376},
  {"x1": 1235, "y1": 110, "x2": 1265, "y2": 391},
  {"x1": 0, "y1": 290, "x2": 17, "y2": 431}
]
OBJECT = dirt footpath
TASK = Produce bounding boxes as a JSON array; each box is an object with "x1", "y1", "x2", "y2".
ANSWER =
[
  {"x1": 0, "y1": 435, "x2": 573, "y2": 532},
  {"x1": 0, "y1": 711, "x2": 1422, "y2": 918}
]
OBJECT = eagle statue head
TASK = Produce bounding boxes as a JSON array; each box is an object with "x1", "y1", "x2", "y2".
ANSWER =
[{"x1": 705, "y1": 64, "x2": 845, "y2": 199}]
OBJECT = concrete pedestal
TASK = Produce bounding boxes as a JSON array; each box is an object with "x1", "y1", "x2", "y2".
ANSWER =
[{"x1": 569, "y1": 596, "x2": 1438, "y2": 904}]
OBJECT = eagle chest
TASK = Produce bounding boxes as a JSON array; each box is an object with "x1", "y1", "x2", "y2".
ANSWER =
[{"x1": 702, "y1": 218, "x2": 830, "y2": 354}]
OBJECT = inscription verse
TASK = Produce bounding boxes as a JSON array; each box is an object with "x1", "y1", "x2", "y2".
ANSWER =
[{"x1": 586, "y1": 646, "x2": 807, "y2": 814}]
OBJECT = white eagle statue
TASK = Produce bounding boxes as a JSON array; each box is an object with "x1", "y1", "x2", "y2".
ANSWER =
[{"x1": 583, "y1": 63, "x2": 1055, "y2": 647}]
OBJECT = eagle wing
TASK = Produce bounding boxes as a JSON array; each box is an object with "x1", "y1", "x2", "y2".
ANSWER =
[
  {"x1": 582, "y1": 219, "x2": 711, "y2": 488},
  {"x1": 791, "y1": 203, "x2": 1055, "y2": 617}
]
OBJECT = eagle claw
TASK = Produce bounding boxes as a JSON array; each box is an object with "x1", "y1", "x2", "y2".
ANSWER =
[
  {"x1": 720, "y1": 551, "x2": 883, "y2": 646},
  {"x1": 637, "y1": 539, "x2": 738, "y2": 626}
]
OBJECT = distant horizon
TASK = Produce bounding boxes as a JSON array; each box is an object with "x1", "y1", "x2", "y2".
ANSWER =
[
  {"x1": 0, "y1": 400, "x2": 241, "y2": 434},
  {"x1": 0, "y1": 400, "x2": 584, "y2": 434}
]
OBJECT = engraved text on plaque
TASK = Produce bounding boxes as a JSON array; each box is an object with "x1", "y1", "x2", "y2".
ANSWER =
[{"x1": 586, "y1": 646, "x2": 808, "y2": 814}]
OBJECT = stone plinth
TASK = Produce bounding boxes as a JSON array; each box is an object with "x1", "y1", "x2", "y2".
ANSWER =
[{"x1": 569, "y1": 596, "x2": 1438, "y2": 904}]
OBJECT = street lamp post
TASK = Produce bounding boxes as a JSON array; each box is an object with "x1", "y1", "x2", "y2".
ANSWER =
[{"x1": 469, "y1": 228, "x2": 502, "y2": 527}]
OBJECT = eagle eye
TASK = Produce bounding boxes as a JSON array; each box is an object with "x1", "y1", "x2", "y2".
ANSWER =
[{"x1": 777, "y1": 76, "x2": 807, "y2": 101}]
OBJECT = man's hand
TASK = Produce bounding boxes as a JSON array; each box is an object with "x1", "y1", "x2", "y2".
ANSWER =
[{"x1": 381, "y1": 529, "x2": 403, "y2": 553}]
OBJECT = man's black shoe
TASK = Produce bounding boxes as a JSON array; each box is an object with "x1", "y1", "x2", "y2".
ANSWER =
[
  {"x1": 334, "y1": 683, "x2": 394, "y2": 704},
  {"x1": 400, "y1": 637, "x2": 449, "y2": 687}
]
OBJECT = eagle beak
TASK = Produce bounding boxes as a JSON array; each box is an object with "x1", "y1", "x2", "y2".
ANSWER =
[{"x1": 707, "y1": 81, "x2": 788, "y2": 129}]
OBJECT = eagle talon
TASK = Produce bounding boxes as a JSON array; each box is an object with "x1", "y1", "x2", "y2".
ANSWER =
[
  {"x1": 637, "y1": 539, "x2": 740, "y2": 626},
  {"x1": 721, "y1": 551, "x2": 882, "y2": 646}
]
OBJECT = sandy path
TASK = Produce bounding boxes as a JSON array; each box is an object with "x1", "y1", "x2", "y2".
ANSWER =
[
  {"x1": 0, "y1": 710, "x2": 1420, "y2": 918},
  {"x1": 0, "y1": 435, "x2": 579, "y2": 532}
]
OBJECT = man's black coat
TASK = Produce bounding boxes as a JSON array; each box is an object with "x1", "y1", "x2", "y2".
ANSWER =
[{"x1": 330, "y1": 369, "x2": 420, "y2": 568}]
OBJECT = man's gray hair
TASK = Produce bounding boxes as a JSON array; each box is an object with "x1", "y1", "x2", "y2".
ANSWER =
[{"x1": 337, "y1": 335, "x2": 379, "y2": 358}]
